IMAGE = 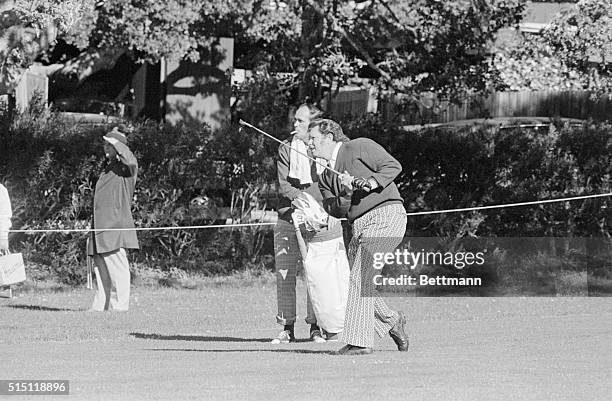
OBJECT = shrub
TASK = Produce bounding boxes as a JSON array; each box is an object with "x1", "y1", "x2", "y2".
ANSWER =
[
  {"x1": 1, "y1": 113, "x2": 277, "y2": 284},
  {"x1": 1, "y1": 109, "x2": 610, "y2": 286},
  {"x1": 341, "y1": 115, "x2": 611, "y2": 238}
]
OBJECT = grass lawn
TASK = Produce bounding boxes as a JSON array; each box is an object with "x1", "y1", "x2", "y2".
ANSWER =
[{"x1": 1, "y1": 278, "x2": 611, "y2": 401}]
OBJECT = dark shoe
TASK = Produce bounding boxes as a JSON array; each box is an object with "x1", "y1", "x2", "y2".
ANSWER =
[
  {"x1": 334, "y1": 344, "x2": 373, "y2": 355},
  {"x1": 389, "y1": 311, "x2": 409, "y2": 351},
  {"x1": 325, "y1": 332, "x2": 340, "y2": 342},
  {"x1": 309, "y1": 329, "x2": 326, "y2": 343}
]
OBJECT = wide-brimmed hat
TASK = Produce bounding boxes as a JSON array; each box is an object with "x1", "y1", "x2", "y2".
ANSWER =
[{"x1": 103, "y1": 127, "x2": 128, "y2": 147}]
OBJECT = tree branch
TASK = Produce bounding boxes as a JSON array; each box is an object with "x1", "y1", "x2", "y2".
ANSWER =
[
  {"x1": 56, "y1": 48, "x2": 127, "y2": 83},
  {"x1": 304, "y1": 0, "x2": 391, "y2": 82},
  {"x1": 375, "y1": 0, "x2": 400, "y2": 24}
]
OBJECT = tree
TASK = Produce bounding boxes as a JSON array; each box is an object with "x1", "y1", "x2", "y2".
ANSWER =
[
  {"x1": 1, "y1": 0, "x2": 214, "y2": 92},
  {"x1": 1, "y1": 0, "x2": 526, "y2": 111},
  {"x1": 542, "y1": 0, "x2": 612, "y2": 96},
  {"x1": 0, "y1": 0, "x2": 74, "y2": 92},
  {"x1": 236, "y1": 0, "x2": 526, "y2": 106},
  {"x1": 493, "y1": 0, "x2": 612, "y2": 97},
  {"x1": 492, "y1": 35, "x2": 586, "y2": 92},
  {"x1": 328, "y1": 0, "x2": 525, "y2": 102}
]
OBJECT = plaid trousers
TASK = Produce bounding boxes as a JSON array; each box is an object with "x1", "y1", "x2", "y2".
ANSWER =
[
  {"x1": 274, "y1": 219, "x2": 316, "y2": 326},
  {"x1": 340, "y1": 203, "x2": 407, "y2": 348}
]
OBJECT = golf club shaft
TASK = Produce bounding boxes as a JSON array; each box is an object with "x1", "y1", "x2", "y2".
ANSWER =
[{"x1": 238, "y1": 119, "x2": 342, "y2": 176}]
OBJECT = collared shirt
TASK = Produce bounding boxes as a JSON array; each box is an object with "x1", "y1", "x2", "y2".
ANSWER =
[
  {"x1": 276, "y1": 138, "x2": 323, "y2": 222},
  {"x1": 329, "y1": 142, "x2": 343, "y2": 170}
]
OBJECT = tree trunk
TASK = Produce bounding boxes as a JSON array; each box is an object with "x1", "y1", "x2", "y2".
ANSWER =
[{"x1": 298, "y1": 0, "x2": 324, "y2": 103}]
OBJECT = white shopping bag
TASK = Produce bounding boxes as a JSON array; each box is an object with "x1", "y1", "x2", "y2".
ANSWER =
[
  {"x1": 303, "y1": 237, "x2": 350, "y2": 334},
  {"x1": 0, "y1": 252, "x2": 26, "y2": 285}
]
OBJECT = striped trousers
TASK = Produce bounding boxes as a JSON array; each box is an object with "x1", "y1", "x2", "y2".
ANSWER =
[
  {"x1": 274, "y1": 219, "x2": 316, "y2": 326},
  {"x1": 340, "y1": 203, "x2": 407, "y2": 348}
]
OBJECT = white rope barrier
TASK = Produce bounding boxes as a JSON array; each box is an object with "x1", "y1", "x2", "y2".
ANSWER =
[
  {"x1": 9, "y1": 222, "x2": 277, "y2": 234},
  {"x1": 7, "y1": 192, "x2": 611, "y2": 234},
  {"x1": 405, "y1": 192, "x2": 612, "y2": 216}
]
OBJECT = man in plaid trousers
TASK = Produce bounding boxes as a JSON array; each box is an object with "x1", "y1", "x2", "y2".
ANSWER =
[
  {"x1": 271, "y1": 104, "x2": 328, "y2": 344},
  {"x1": 308, "y1": 118, "x2": 409, "y2": 355}
]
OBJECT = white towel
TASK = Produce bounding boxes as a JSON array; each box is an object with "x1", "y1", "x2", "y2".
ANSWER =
[{"x1": 288, "y1": 136, "x2": 325, "y2": 184}]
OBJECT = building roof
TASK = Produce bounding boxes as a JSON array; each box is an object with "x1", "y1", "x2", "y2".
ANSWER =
[
  {"x1": 518, "y1": 2, "x2": 576, "y2": 33},
  {"x1": 522, "y1": 2, "x2": 575, "y2": 25}
]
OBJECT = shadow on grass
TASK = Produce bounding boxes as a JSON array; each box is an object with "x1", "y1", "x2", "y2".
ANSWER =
[
  {"x1": 131, "y1": 332, "x2": 274, "y2": 343},
  {"x1": 4, "y1": 304, "x2": 86, "y2": 312},
  {"x1": 146, "y1": 348, "x2": 335, "y2": 355}
]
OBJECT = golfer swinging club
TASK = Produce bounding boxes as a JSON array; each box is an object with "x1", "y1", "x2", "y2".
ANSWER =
[{"x1": 308, "y1": 118, "x2": 409, "y2": 355}]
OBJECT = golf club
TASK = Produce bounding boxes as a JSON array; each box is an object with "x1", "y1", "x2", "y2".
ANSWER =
[{"x1": 238, "y1": 119, "x2": 343, "y2": 176}]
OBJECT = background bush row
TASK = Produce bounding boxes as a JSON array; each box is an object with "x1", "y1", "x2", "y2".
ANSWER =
[{"x1": 1, "y1": 107, "x2": 610, "y2": 285}]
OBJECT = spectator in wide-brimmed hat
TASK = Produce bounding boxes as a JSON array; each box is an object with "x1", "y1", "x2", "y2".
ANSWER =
[{"x1": 88, "y1": 125, "x2": 139, "y2": 312}]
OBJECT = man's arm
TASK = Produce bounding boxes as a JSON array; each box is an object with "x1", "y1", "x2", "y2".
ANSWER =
[
  {"x1": 106, "y1": 139, "x2": 138, "y2": 177},
  {"x1": 319, "y1": 172, "x2": 351, "y2": 218},
  {"x1": 359, "y1": 139, "x2": 402, "y2": 189},
  {"x1": 277, "y1": 142, "x2": 302, "y2": 201}
]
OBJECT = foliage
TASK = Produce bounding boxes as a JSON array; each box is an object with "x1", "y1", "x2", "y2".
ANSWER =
[
  {"x1": 232, "y1": 70, "x2": 294, "y2": 138},
  {"x1": 493, "y1": 35, "x2": 585, "y2": 91},
  {"x1": 75, "y1": 0, "x2": 202, "y2": 63},
  {"x1": 3, "y1": 106, "x2": 611, "y2": 286},
  {"x1": 341, "y1": 115, "x2": 612, "y2": 239},
  {"x1": 0, "y1": 0, "x2": 91, "y2": 91},
  {"x1": 2, "y1": 0, "x2": 527, "y2": 109},
  {"x1": 235, "y1": 0, "x2": 526, "y2": 104},
  {"x1": 333, "y1": 0, "x2": 524, "y2": 100},
  {"x1": 542, "y1": 0, "x2": 612, "y2": 96},
  {"x1": 494, "y1": 0, "x2": 612, "y2": 96},
  {"x1": 0, "y1": 111, "x2": 277, "y2": 284}
]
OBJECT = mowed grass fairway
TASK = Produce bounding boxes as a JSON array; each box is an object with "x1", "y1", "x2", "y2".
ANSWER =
[{"x1": 1, "y1": 280, "x2": 611, "y2": 401}]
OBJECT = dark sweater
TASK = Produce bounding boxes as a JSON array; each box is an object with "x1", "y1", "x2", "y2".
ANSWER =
[
  {"x1": 276, "y1": 138, "x2": 323, "y2": 222},
  {"x1": 319, "y1": 138, "x2": 403, "y2": 223}
]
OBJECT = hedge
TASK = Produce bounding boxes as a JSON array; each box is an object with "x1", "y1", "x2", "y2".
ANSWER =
[{"x1": 1, "y1": 107, "x2": 610, "y2": 285}]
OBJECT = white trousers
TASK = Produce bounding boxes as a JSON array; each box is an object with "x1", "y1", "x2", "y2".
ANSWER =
[{"x1": 91, "y1": 248, "x2": 131, "y2": 311}]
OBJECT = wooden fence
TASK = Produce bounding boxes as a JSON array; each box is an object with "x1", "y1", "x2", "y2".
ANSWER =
[
  {"x1": 15, "y1": 71, "x2": 48, "y2": 112},
  {"x1": 330, "y1": 90, "x2": 612, "y2": 123}
]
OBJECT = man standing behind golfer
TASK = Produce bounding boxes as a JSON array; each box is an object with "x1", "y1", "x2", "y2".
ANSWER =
[
  {"x1": 88, "y1": 126, "x2": 139, "y2": 312},
  {"x1": 272, "y1": 104, "x2": 327, "y2": 343},
  {"x1": 308, "y1": 119, "x2": 409, "y2": 355}
]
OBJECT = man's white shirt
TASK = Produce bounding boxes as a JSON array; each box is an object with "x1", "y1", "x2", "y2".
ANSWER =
[{"x1": 329, "y1": 142, "x2": 343, "y2": 170}]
